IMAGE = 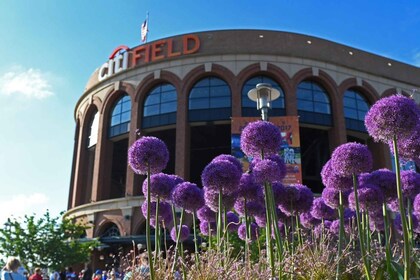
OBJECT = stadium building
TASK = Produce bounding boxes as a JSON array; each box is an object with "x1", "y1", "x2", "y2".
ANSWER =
[{"x1": 65, "y1": 29, "x2": 420, "y2": 268}]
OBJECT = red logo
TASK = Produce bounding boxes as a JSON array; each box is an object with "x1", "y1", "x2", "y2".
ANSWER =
[{"x1": 109, "y1": 45, "x2": 130, "y2": 59}]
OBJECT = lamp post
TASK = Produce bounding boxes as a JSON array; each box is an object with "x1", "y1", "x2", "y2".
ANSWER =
[{"x1": 247, "y1": 83, "x2": 280, "y2": 121}]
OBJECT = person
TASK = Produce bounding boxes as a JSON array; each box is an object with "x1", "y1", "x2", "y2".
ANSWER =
[
  {"x1": 65, "y1": 268, "x2": 76, "y2": 280},
  {"x1": 1, "y1": 257, "x2": 26, "y2": 280},
  {"x1": 139, "y1": 253, "x2": 149, "y2": 276},
  {"x1": 92, "y1": 270, "x2": 101, "y2": 280},
  {"x1": 49, "y1": 270, "x2": 60, "y2": 280},
  {"x1": 28, "y1": 268, "x2": 42, "y2": 280}
]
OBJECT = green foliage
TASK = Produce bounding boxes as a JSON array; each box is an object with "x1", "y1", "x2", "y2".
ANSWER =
[{"x1": 0, "y1": 210, "x2": 99, "y2": 270}]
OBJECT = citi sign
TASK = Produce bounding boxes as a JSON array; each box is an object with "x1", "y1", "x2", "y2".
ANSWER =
[{"x1": 98, "y1": 34, "x2": 201, "y2": 82}]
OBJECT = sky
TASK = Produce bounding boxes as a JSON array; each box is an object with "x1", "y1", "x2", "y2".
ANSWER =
[{"x1": 0, "y1": 0, "x2": 419, "y2": 226}]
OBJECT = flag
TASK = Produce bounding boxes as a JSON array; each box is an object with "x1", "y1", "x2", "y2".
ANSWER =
[{"x1": 141, "y1": 18, "x2": 148, "y2": 42}]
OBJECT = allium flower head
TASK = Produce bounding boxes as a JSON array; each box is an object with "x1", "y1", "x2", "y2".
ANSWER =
[
  {"x1": 271, "y1": 182, "x2": 286, "y2": 206},
  {"x1": 211, "y1": 154, "x2": 242, "y2": 173},
  {"x1": 321, "y1": 187, "x2": 350, "y2": 209},
  {"x1": 394, "y1": 213, "x2": 420, "y2": 234},
  {"x1": 197, "y1": 205, "x2": 216, "y2": 222},
  {"x1": 170, "y1": 225, "x2": 190, "y2": 242},
  {"x1": 172, "y1": 182, "x2": 204, "y2": 213},
  {"x1": 250, "y1": 155, "x2": 287, "y2": 180},
  {"x1": 237, "y1": 173, "x2": 264, "y2": 202},
  {"x1": 204, "y1": 187, "x2": 238, "y2": 212},
  {"x1": 199, "y1": 221, "x2": 216, "y2": 236},
  {"x1": 414, "y1": 193, "x2": 420, "y2": 214},
  {"x1": 238, "y1": 222, "x2": 259, "y2": 241},
  {"x1": 331, "y1": 142, "x2": 373, "y2": 176},
  {"x1": 240, "y1": 120, "x2": 281, "y2": 159},
  {"x1": 128, "y1": 136, "x2": 169, "y2": 174},
  {"x1": 142, "y1": 173, "x2": 178, "y2": 202},
  {"x1": 365, "y1": 94, "x2": 420, "y2": 142},
  {"x1": 401, "y1": 170, "x2": 420, "y2": 200},
  {"x1": 314, "y1": 220, "x2": 332, "y2": 237},
  {"x1": 359, "y1": 169, "x2": 397, "y2": 201},
  {"x1": 234, "y1": 198, "x2": 265, "y2": 216},
  {"x1": 278, "y1": 184, "x2": 313, "y2": 215},
  {"x1": 391, "y1": 123, "x2": 420, "y2": 163},
  {"x1": 141, "y1": 200, "x2": 172, "y2": 226},
  {"x1": 277, "y1": 185, "x2": 301, "y2": 216},
  {"x1": 201, "y1": 160, "x2": 241, "y2": 194},
  {"x1": 369, "y1": 210, "x2": 385, "y2": 232},
  {"x1": 321, "y1": 160, "x2": 353, "y2": 191},
  {"x1": 252, "y1": 158, "x2": 285, "y2": 184},
  {"x1": 226, "y1": 211, "x2": 240, "y2": 232},
  {"x1": 311, "y1": 197, "x2": 338, "y2": 220},
  {"x1": 348, "y1": 184, "x2": 384, "y2": 213},
  {"x1": 300, "y1": 211, "x2": 321, "y2": 229}
]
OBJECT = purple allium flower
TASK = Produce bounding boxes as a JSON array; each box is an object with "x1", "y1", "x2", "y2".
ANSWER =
[
  {"x1": 170, "y1": 225, "x2": 190, "y2": 242},
  {"x1": 211, "y1": 154, "x2": 243, "y2": 173},
  {"x1": 394, "y1": 213, "x2": 420, "y2": 235},
  {"x1": 226, "y1": 211, "x2": 240, "y2": 232},
  {"x1": 314, "y1": 220, "x2": 332, "y2": 237},
  {"x1": 271, "y1": 221, "x2": 286, "y2": 239},
  {"x1": 201, "y1": 160, "x2": 241, "y2": 195},
  {"x1": 277, "y1": 185, "x2": 301, "y2": 216},
  {"x1": 365, "y1": 94, "x2": 420, "y2": 142},
  {"x1": 240, "y1": 120, "x2": 282, "y2": 159},
  {"x1": 252, "y1": 158, "x2": 285, "y2": 184},
  {"x1": 141, "y1": 200, "x2": 172, "y2": 226},
  {"x1": 237, "y1": 173, "x2": 264, "y2": 202},
  {"x1": 321, "y1": 187, "x2": 350, "y2": 209},
  {"x1": 329, "y1": 220, "x2": 341, "y2": 236},
  {"x1": 250, "y1": 155, "x2": 287, "y2": 180},
  {"x1": 387, "y1": 198, "x2": 400, "y2": 212},
  {"x1": 321, "y1": 160, "x2": 353, "y2": 191},
  {"x1": 254, "y1": 214, "x2": 266, "y2": 228},
  {"x1": 300, "y1": 211, "x2": 321, "y2": 229},
  {"x1": 311, "y1": 197, "x2": 338, "y2": 220},
  {"x1": 294, "y1": 184, "x2": 314, "y2": 214},
  {"x1": 359, "y1": 169, "x2": 397, "y2": 201},
  {"x1": 234, "y1": 198, "x2": 265, "y2": 217},
  {"x1": 414, "y1": 193, "x2": 420, "y2": 214},
  {"x1": 414, "y1": 213, "x2": 420, "y2": 234},
  {"x1": 238, "y1": 222, "x2": 259, "y2": 241},
  {"x1": 391, "y1": 123, "x2": 420, "y2": 163},
  {"x1": 348, "y1": 184, "x2": 384, "y2": 213},
  {"x1": 199, "y1": 221, "x2": 216, "y2": 236},
  {"x1": 204, "y1": 187, "x2": 238, "y2": 212},
  {"x1": 172, "y1": 182, "x2": 204, "y2": 213},
  {"x1": 128, "y1": 136, "x2": 169, "y2": 174},
  {"x1": 401, "y1": 170, "x2": 420, "y2": 200},
  {"x1": 197, "y1": 205, "x2": 216, "y2": 222},
  {"x1": 142, "y1": 173, "x2": 178, "y2": 202},
  {"x1": 330, "y1": 143, "x2": 373, "y2": 177},
  {"x1": 369, "y1": 210, "x2": 385, "y2": 232}
]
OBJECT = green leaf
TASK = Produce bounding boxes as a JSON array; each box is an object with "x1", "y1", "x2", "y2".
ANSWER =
[{"x1": 390, "y1": 261, "x2": 404, "y2": 280}]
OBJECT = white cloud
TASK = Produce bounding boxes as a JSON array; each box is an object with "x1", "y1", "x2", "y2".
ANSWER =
[
  {"x1": 0, "y1": 193, "x2": 50, "y2": 226},
  {"x1": 0, "y1": 67, "x2": 54, "y2": 99}
]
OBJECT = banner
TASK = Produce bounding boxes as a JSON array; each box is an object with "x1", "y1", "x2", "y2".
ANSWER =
[{"x1": 231, "y1": 116, "x2": 302, "y2": 185}]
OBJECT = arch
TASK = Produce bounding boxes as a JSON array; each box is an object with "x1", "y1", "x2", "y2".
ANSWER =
[
  {"x1": 95, "y1": 220, "x2": 123, "y2": 238},
  {"x1": 381, "y1": 88, "x2": 411, "y2": 98},
  {"x1": 338, "y1": 78, "x2": 379, "y2": 105}
]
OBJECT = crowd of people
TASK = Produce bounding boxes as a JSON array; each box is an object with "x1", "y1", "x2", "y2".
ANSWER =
[{"x1": 0, "y1": 255, "x2": 150, "y2": 280}]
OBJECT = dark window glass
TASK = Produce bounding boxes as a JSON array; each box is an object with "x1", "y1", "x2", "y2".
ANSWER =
[
  {"x1": 142, "y1": 83, "x2": 178, "y2": 128},
  {"x1": 241, "y1": 76, "x2": 285, "y2": 117},
  {"x1": 297, "y1": 81, "x2": 331, "y2": 125},
  {"x1": 189, "y1": 77, "x2": 231, "y2": 121},
  {"x1": 344, "y1": 89, "x2": 370, "y2": 132},
  {"x1": 109, "y1": 95, "x2": 131, "y2": 138}
]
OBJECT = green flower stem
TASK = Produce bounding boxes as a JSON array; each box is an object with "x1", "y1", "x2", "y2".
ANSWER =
[
  {"x1": 365, "y1": 212, "x2": 371, "y2": 269},
  {"x1": 393, "y1": 135, "x2": 411, "y2": 280},
  {"x1": 263, "y1": 182, "x2": 275, "y2": 279},
  {"x1": 336, "y1": 190, "x2": 345, "y2": 280},
  {"x1": 192, "y1": 212, "x2": 200, "y2": 265},
  {"x1": 154, "y1": 197, "x2": 160, "y2": 266},
  {"x1": 407, "y1": 199, "x2": 414, "y2": 247},
  {"x1": 171, "y1": 208, "x2": 185, "y2": 273},
  {"x1": 217, "y1": 189, "x2": 223, "y2": 252},
  {"x1": 244, "y1": 197, "x2": 250, "y2": 261},
  {"x1": 267, "y1": 184, "x2": 284, "y2": 279},
  {"x1": 352, "y1": 173, "x2": 372, "y2": 280},
  {"x1": 146, "y1": 165, "x2": 155, "y2": 280},
  {"x1": 382, "y1": 203, "x2": 392, "y2": 277}
]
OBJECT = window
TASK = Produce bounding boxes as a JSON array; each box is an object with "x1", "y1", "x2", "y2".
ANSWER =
[
  {"x1": 242, "y1": 76, "x2": 285, "y2": 117},
  {"x1": 143, "y1": 83, "x2": 177, "y2": 128},
  {"x1": 297, "y1": 81, "x2": 332, "y2": 126},
  {"x1": 109, "y1": 95, "x2": 131, "y2": 138},
  {"x1": 189, "y1": 77, "x2": 231, "y2": 122},
  {"x1": 344, "y1": 89, "x2": 370, "y2": 132},
  {"x1": 87, "y1": 111, "x2": 99, "y2": 148}
]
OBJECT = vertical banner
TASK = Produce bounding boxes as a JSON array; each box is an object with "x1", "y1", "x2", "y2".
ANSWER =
[{"x1": 231, "y1": 116, "x2": 302, "y2": 185}]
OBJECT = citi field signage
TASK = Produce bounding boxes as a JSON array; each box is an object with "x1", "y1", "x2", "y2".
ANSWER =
[{"x1": 98, "y1": 34, "x2": 201, "y2": 81}]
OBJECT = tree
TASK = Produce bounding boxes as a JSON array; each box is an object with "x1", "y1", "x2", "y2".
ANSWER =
[{"x1": 0, "y1": 210, "x2": 99, "y2": 270}]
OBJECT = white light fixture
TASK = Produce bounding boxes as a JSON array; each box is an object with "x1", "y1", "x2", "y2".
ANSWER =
[
  {"x1": 388, "y1": 62, "x2": 392, "y2": 66},
  {"x1": 259, "y1": 34, "x2": 264, "y2": 38},
  {"x1": 349, "y1": 51, "x2": 354, "y2": 55},
  {"x1": 247, "y1": 83, "x2": 280, "y2": 121},
  {"x1": 307, "y1": 40, "x2": 312, "y2": 44}
]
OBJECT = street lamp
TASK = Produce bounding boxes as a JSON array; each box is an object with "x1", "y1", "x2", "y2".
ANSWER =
[{"x1": 247, "y1": 83, "x2": 280, "y2": 121}]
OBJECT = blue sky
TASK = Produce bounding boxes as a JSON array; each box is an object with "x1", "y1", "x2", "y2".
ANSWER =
[{"x1": 0, "y1": 0, "x2": 419, "y2": 225}]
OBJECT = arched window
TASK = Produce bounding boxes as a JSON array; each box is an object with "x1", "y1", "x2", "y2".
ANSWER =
[
  {"x1": 143, "y1": 83, "x2": 177, "y2": 128},
  {"x1": 189, "y1": 77, "x2": 231, "y2": 122},
  {"x1": 242, "y1": 76, "x2": 285, "y2": 117},
  {"x1": 344, "y1": 89, "x2": 370, "y2": 132},
  {"x1": 297, "y1": 81, "x2": 332, "y2": 126},
  {"x1": 87, "y1": 111, "x2": 99, "y2": 148},
  {"x1": 109, "y1": 95, "x2": 131, "y2": 138}
]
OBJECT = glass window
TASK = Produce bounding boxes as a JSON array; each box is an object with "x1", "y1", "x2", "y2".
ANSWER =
[
  {"x1": 143, "y1": 83, "x2": 178, "y2": 117},
  {"x1": 109, "y1": 94, "x2": 131, "y2": 138},
  {"x1": 189, "y1": 77, "x2": 231, "y2": 121},
  {"x1": 343, "y1": 89, "x2": 370, "y2": 121},
  {"x1": 88, "y1": 111, "x2": 99, "y2": 148},
  {"x1": 297, "y1": 81, "x2": 331, "y2": 114},
  {"x1": 241, "y1": 76, "x2": 285, "y2": 115}
]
